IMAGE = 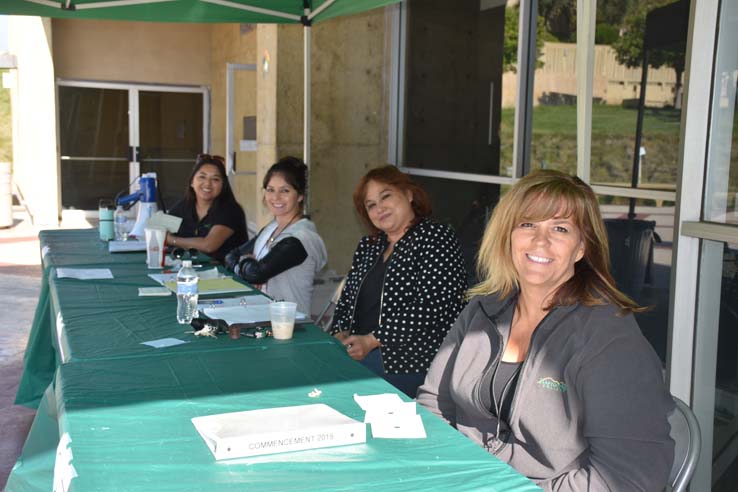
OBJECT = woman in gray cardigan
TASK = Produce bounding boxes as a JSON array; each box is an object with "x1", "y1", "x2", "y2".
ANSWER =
[{"x1": 417, "y1": 170, "x2": 674, "y2": 491}]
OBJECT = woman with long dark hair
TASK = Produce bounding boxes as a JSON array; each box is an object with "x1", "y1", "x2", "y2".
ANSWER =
[
  {"x1": 225, "y1": 156, "x2": 327, "y2": 315},
  {"x1": 167, "y1": 154, "x2": 247, "y2": 262}
]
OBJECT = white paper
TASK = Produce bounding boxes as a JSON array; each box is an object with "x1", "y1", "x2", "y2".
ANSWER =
[
  {"x1": 56, "y1": 268, "x2": 114, "y2": 280},
  {"x1": 353, "y1": 393, "x2": 405, "y2": 412},
  {"x1": 138, "y1": 287, "x2": 172, "y2": 296},
  {"x1": 370, "y1": 413, "x2": 426, "y2": 439},
  {"x1": 108, "y1": 239, "x2": 147, "y2": 253},
  {"x1": 41, "y1": 245, "x2": 51, "y2": 259},
  {"x1": 146, "y1": 211, "x2": 183, "y2": 233},
  {"x1": 141, "y1": 338, "x2": 189, "y2": 348},
  {"x1": 202, "y1": 304, "x2": 307, "y2": 325},
  {"x1": 363, "y1": 402, "x2": 417, "y2": 424}
]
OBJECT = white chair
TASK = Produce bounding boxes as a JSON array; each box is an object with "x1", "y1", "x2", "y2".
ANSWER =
[
  {"x1": 667, "y1": 396, "x2": 701, "y2": 492},
  {"x1": 315, "y1": 277, "x2": 346, "y2": 332}
]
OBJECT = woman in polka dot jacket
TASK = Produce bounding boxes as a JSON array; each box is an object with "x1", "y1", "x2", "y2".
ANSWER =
[{"x1": 331, "y1": 166, "x2": 467, "y2": 397}]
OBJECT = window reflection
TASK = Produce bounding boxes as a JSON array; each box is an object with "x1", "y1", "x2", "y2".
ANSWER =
[
  {"x1": 404, "y1": 0, "x2": 517, "y2": 177},
  {"x1": 413, "y1": 176, "x2": 500, "y2": 286},
  {"x1": 713, "y1": 246, "x2": 738, "y2": 489},
  {"x1": 599, "y1": 196, "x2": 673, "y2": 362},
  {"x1": 589, "y1": 1, "x2": 685, "y2": 192}
]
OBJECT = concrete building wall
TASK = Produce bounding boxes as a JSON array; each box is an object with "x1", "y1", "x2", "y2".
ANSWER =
[
  {"x1": 8, "y1": 13, "x2": 390, "y2": 273},
  {"x1": 9, "y1": 16, "x2": 59, "y2": 226},
  {"x1": 52, "y1": 19, "x2": 212, "y2": 86},
  {"x1": 270, "y1": 11, "x2": 392, "y2": 273},
  {"x1": 255, "y1": 24, "x2": 279, "y2": 229},
  {"x1": 209, "y1": 23, "x2": 258, "y2": 231}
]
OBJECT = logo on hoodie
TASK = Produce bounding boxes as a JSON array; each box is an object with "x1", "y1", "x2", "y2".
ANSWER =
[{"x1": 537, "y1": 377, "x2": 567, "y2": 393}]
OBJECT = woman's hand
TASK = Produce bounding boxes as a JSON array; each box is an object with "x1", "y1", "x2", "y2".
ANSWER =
[
  {"x1": 333, "y1": 330, "x2": 350, "y2": 342},
  {"x1": 342, "y1": 334, "x2": 380, "y2": 361}
]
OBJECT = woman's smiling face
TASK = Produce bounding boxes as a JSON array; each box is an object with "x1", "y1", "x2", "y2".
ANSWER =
[
  {"x1": 510, "y1": 204, "x2": 584, "y2": 299},
  {"x1": 363, "y1": 180, "x2": 416, "y2": 239},
  {"x1": 191, "y1": 164, "x2": 224, "y2": 204},
  {"x1": 264, "y1": 173, "x2": 303, "y2": 218}
]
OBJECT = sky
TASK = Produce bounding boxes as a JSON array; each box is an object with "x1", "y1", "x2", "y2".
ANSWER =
[{"x1": 0, "y1": 16, "x2": 8, "y2": 52}]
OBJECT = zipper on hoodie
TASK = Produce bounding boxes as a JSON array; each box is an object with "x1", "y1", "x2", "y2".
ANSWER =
[
  {"x1": 475, "y1": 314, "x2": 504, "y2": 453},
  {"x1": 490, "y1": 308, "x2": 555, "y2": 455}
]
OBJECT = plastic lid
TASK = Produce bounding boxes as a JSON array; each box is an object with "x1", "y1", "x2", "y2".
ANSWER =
[{"x1": 182, "y1": 260, "x2": 192, "y2": 267}]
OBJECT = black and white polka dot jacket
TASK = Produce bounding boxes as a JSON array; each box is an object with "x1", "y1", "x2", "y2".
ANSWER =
[{"x1": 331, "y1": 219, "x2": 467, "y2": 374}]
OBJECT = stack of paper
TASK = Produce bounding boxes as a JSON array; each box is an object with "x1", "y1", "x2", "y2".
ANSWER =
[
  {"x1": 201, "y1": 304, "x2": 307, "y2": 325},
  {"x1": 198, "y1": 294, "x2": 271, "y2": 309},
  {"x1": 191, "y1": 403, "x2": 366, "y2": 459},
  {"x1": 56, "y1": 268, "x2": 114, "y2": 280},
  {"x1": 108, "y1": 240, "x2": 146, "y2": 253},
  {"x1": 353, "y1": 393, "x2": 426, "y2": 439},
  {"x1": 148, "y1": 268, "x2": 253, "y2": 296}
]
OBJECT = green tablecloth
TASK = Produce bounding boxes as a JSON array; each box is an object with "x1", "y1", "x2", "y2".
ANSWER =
[
  {"x1": 16, "y1": 230, "x2": 227, "y2": 407},
  {"x1": 39, "y1": 229, "x2": 150, "y2": 270},
  {"x1": 47, "y1": 262, "x2": 332, "y2": 364},
  {"x1": 9, "y1": 229, "x2": 540, "y2": 491},
  {"x1": 12, "y1": 346, "x2": 539, "y2": 492}
]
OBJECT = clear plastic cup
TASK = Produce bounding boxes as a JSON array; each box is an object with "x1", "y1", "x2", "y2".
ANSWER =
[{"x1": 269, "y1": 301, "x2": 297, "y2": 340}]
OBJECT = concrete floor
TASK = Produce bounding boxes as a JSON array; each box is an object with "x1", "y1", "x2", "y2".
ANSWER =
[{"x1": 0, "y1": 212, "x2": 42, "y2": 490}]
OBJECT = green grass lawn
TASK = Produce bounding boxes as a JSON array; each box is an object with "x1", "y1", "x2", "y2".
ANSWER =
[
  {"x1": 500, "y1": 104, "x2": 683, "y2": 185},
  {"x1": 501, "y1": 104, "x2": 682, "y2": 137},
  {"x1": 0, "y1": 69, "x2": 11, "y2": 162}
]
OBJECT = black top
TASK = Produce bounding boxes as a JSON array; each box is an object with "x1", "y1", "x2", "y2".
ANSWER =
[
  {"x1": 330, "y1": 219, "x2": 467, "y2": 375},
  {"x1": 490, "y1": 360, "x2": 522, "y2": 423},
  {"x1": 169, "y1": 199, "x2": 247, "y2": 262},
  {"x1": 353, "y1": 253, "x2": 389, "y2": 335}
]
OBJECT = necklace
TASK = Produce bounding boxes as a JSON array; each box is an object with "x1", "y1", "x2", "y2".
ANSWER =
[
  {"x1": 268, "y1": 214, "x2": 302, "y2": 244},
  {"x1": 256, "y1": 214, "x2": 302, "y2": 260}
]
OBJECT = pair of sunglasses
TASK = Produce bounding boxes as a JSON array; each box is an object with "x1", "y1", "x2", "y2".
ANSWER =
[{"x1": 170, "y1": 247, "x2": 200, "y2": 260}]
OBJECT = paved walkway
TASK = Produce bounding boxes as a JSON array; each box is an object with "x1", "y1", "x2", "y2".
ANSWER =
[
  {"x1": 0, "y1": 211, "x2": 42, "y2": 489},
  {"x1": 0, "y1": 209, "x2": 95, "y2": 489}
]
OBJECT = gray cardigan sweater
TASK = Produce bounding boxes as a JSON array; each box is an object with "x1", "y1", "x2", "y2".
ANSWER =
[{"x1": 416, "y1": 295, "x2": 674, "y2": 491}]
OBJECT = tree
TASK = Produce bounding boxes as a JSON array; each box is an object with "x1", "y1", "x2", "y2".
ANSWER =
[
  {"x1": 612, "y1": 0, "x2": 686, "y2": 107},
  {"x1": 503, "y1": 5, "x2": 547, "y2": 73},
  {"x1": 538, "y1": 0, "x2": 576, "y2": 42}
]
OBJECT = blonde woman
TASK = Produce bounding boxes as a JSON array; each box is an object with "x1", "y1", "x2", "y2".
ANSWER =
[{"x1": 417, "y1": 170, "x2": 674, "y2": 491}]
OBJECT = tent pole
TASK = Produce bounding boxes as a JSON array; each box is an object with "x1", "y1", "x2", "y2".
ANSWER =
[{"x1": 304, "y1": 17, "x2": 311, "y2": 212}]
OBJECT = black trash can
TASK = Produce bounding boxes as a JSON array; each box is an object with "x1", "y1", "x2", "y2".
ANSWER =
[{"x1": 604, "y1": 218, "x2": 656, "y2": 301}]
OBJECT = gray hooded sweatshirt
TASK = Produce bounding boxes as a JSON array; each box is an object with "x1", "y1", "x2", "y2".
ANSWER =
[
  {"x1": 417, "y1": 295, "x2": 674, "y2": 491},
  {"x1": 262, "y1": 218, "x2": 327, "y2": 315}
]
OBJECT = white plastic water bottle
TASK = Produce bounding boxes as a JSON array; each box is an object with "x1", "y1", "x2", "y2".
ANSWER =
[
  {"x1": 114, "y1": 206, "x2": 128, "y2": 241},
  {"x1": 176, "y1": 260, "x2": 199, "y2": 324}
]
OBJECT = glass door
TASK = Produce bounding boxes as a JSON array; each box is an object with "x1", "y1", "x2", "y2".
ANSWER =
[
  {"x1": 58, "y1": 85, "x2": 130, "y2": 210},
  {"x1": 58, "y1": 81, "x2": 208, "y2": 212},
  {"x1": 675, "y1": 0, "x2": 738, "y2": 489},
  {"x1": 138, "y1": 89, "x2": 205, "y2": 210}
]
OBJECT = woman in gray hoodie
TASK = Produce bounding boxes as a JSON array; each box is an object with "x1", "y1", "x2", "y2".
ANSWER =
[
  {"x1": 225, "y1": 157, "x2": 326, "y2": 315},
  {"x1": 417, "y1": 170, "x2": 674, "y2": 491}
]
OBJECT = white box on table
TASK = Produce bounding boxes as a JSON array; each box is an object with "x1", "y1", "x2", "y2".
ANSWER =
[{"x1": 191, "y1": 403, "x2": 366, "y2": 460}]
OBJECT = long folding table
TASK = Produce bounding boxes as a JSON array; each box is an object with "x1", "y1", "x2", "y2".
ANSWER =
[{"x1": 7, "y1": 229, "x2": 540, "y2": 492}]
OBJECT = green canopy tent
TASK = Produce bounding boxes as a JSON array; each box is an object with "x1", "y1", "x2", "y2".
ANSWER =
[{"x1": 0, "y1": 0, "x2": 400, "y2": 170}]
